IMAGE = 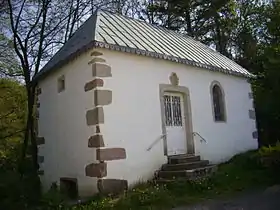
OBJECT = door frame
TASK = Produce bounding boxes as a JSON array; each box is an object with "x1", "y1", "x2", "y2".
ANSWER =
[{"x1": 159, "y1": 84, "x2": 194, "y2": 156}]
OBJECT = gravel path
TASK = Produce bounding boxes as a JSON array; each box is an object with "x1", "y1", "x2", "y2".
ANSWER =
[{"x1": 173, "y1": 185, "x2": 280, "y2": 210}]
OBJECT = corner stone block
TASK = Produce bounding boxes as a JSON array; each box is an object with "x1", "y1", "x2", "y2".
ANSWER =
[
  {"x1": 84, "y1": 79, "x2": 104, "y2": 92},
  {"x1": 252, "y1": 131, "x2": 258, "y2": 139},
  {"x1": 37, "y1": 137, "x2": 45, "y2": 145},
  {"x1": 94, "y1": 89, "x2": 112, "y2": 106},
  {"x1": 38, "y1": 170, "x2": 44, "y2": 175},
  {"x1": 92, "y1": 63, "x2": 112, "y2": 77},
  {"x1": 248, "y1": 92, "x2": 253, "y2": 99},
  {"x1": 96, "y1": 148, "x2": 126, "y2": 161},
  {"x1": 97, "y1": 179, "x2": 128, "y2": 194},
  {"x1": 249, "y1": 109, "x2": 256, "y2": 120},
  {"x1": 90, "y1": 51, "x2": 103, "y2": 56},
  {"x1": 88, "y1": 57, "x2": 106, "y2": 65},
  {"x1": 35, "y1": 110, "x2": 40, "y2": 119},
  {"x1": 86, "y1": 107, "x2": 104, "y2": 126},
  {"x1": 85, "y1": 162, "x2": 107, "y2": 178},
  {"x1": 88, "y1": 135, "x2": 105, "y2": 148},
  {"x1": 96, "y1": 125, "x2": 101, "y2": 133},
  {"x1": 38, "y1": 156, "x2": 44, "y2": 163},
  {"x1": 34, "y1": 119, "x2": 38, "y2": 135},
  {"x1": 36, "y1": 88, "x2": 42, "y2": 95}
]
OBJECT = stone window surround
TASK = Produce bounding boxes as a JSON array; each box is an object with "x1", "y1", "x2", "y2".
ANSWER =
[
  {"x1": 159, "y1": 84, "x2": 195, "y2": 155},
  {"x1": 210, "y1": 80, "x2": 227, "y2": 123}
]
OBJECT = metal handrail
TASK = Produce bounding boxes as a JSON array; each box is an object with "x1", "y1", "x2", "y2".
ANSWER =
[
  {"x1": 146, "y1": 134, "x2": 167, "y2": 151},
  {"x1": 192, "y1": 132, "x2": 207, "y2": 143}
]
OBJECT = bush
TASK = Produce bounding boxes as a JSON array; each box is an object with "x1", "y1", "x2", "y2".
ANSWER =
[
  {"x1": 39, "y1": 182, "x2": 66, "y2": 209},
  {"x1": 258, "y1": 142, "x2": 280, "y2": 174},
  {"x1": 0, "y1": 171, "x2": 41, "y2": 210}
]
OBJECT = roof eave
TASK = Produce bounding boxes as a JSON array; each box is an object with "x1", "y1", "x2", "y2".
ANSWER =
[
  {"x1": 94, "y1": 41, "x2": 254, "y2": 79},
  {"x1": 34, "y1": 40, "x2": 255, "y2": 84},
  {"x1": 33, "y1": 41, "x2": 95, "y2": 83}
]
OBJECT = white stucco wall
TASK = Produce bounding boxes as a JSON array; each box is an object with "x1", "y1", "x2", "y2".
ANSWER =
[
  {"x1": 38, "y1": 47, "x2": 258, "y2": 196},
  {"x1": 37, "y1": 52, "x2": 99, "y2": 196},
  {"x1": 97, "y1": 48, "x2": 258, "y2": 187}
]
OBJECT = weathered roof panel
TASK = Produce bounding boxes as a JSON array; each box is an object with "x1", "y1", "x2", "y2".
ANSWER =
[
  {"x1": 95, "y1": 11, "x2": 252, "y2": 77},
  {"x1": 35, "y1": 10, "x2": 253, "y2": 81},
  {"x1": 35, "y1": 12, "x2": 98, "y2": 80}
]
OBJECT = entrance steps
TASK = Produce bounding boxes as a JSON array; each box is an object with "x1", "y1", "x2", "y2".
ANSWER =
[{"x1": 155, "y1": 154, "x2": 217, "y2": 183}]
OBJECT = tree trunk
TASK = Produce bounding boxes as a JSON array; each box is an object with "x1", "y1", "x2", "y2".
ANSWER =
[
  {"x1": 185, "y1": 9, "x2": 193, "y2": 36},
  {"x1": 20, "y1": 83, "x2": 38, "y2": 173},
  {"x1": 214, "y1": 14, "x2": 227, "y2": 56},
  {"x1": 28, "y1": 85, "x2": 38, "y2": 171},
  {"x1": 19, "y1": 114, "x2": 30, "y2": 175}
]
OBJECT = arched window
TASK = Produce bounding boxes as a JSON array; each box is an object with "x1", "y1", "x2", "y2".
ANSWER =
[{"x1": 211, "y1": 82, "x2": 226, "y2": 122}]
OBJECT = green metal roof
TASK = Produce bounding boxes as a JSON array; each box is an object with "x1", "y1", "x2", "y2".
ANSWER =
[{"x1": 35, "y1": 10, "x2": 253, "y2": 81}]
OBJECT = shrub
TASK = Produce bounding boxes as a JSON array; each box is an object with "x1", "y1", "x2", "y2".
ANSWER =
[
  {"x1": 0, "y1": 171, "x2": 41, "y2": 210},
  {"x1": 39, "y1": 182, "x2": 66, "y2": 209},
  {"x1": 258, "y1": 141, "x2": 280, "y2": 174}
]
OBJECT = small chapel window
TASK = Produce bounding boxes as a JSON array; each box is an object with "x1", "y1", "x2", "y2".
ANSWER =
[
  {"x1": 211, "y1": 82, "x2": 226, "y2": 122},
  {"x1": 57, "y1": 75, "x2": 65, "y2": 93}
]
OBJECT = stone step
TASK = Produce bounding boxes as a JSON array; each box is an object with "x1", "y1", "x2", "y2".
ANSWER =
[
  {"x1": 157, "y1": 165, "x2": 217, "y2": 179},
  {"x1": 186, "y1": 165, "x2": 218, "y2": 180},
  {"x1": 162, "y1": 160, "x2": 209, "y2": 171},
  {"x1": 168, "y1": 155, "x2": 201, "y2": 164},
  {"x1": 154, "y1": 179, "x2": 176, "y2": 184},
  {"x1": 154, "y1": 177, "x2": 187, "y2": 184}
]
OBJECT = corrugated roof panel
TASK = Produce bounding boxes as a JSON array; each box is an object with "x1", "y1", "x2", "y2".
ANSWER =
[
  {"x1": 110, "y1": 14, "x2": 160, "y2": 53},
  {"x1": 36, "y1": 9, "x2": 253, "y2": 81},
  {"x1": 100, "y1": 12, "x2": 147, "y2": 50},
  {"x1": 118, "y1": 16, "x2": 171, "y2": 55},
  {"x1": 141, "y1": 22, "x2": 191, "y2": 59},
  {"x1": 133, "y1": 19, "x2": 181, "y2": 57},
  {"x1": 157, "y1": 27, "x2": 205, "y2": 63},
  {"x1": 100, "y1": 13, "x2": 140, "y2": 49},
  {"x1": 95, "y1": 11, "x2": 252, "y2": 77}
]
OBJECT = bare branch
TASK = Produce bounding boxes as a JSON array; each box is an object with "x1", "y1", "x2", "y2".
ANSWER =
[
  {"x1": 24, "y1": 7, "x2": 43, "y2": 50},
  {"x1": 34, "y1": 0, "x2": 50, "y2": 75}
]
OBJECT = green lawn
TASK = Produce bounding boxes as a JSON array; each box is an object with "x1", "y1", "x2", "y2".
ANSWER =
[
  {"x1": 1, "y1": 148, "x2": 280, "y2": 210},
  {"x1": 67, "y1": 149, "x2": 280, "y2": 210}
]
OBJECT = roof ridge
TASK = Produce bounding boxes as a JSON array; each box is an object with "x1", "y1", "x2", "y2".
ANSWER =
[
  {"x1": 100, "y1": 12, "x2": 196, "y2": 48},
  {"x1": 35, "y1": 8, "x2": 253, "y2": 82},
  {"x1": 99, "y1": 10, "x2": 247, "y2": 71},
  {"x1": 100, "y1": 10, "x2": 203, "y2": 43}
]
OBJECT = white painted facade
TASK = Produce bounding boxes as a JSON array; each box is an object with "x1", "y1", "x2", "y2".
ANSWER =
[
  {"x1": 37, "y1": 47, "x2": 258, "y2": 196},
  {"x1": 99, "y1": 48, "x2": 258, "y2": 187},
  {"x1": 37, "y1": 53, "x2": 99, "y2": 197}
]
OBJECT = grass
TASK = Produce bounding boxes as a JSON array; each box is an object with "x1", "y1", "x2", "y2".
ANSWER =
[
  {"x1": 2, "y1": 148, "x2": 280, "y2": 210},
  {"x1": 66, "y1": 149, "x2": 280, "y2": 210}
]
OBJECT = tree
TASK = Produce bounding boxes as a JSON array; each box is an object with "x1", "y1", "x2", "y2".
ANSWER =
[
  {"x1": 4, "y1": 0, "x2": 141, "y2": 173},
  {"x1": 144, "y1": 0, "x2": 236, "y2": 53},
  {"x1": 0, "y1": 79, "x2": 26, "y2": 168},
  {"x1": 251, "y1": 1, "x2": 280, "y2": 146},
  {"x1": 0, "y1": 34, "x2": 22, "y2": 78}
]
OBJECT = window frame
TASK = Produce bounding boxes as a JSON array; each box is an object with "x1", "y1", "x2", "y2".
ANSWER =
[
  {"x1": 210, "y1": 81, "x2": 227, "y2": 122},
  {"x1": 57, "y1": 75, "x2": 65, "y2": 93}
]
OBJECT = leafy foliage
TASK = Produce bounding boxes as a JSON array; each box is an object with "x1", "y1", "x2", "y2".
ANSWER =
[
  {"x1": 0, "y1": 79, "x2": 41, "y2": 210},
  {"x1": 0, "y1": 78, "x2": 26, "y2": 169},
  {"x1": 0, "y1": 171, "x2": 41, "y2": 210},
  {"x1": 1, "y1": 0, "x2": 280, "y2": 209},
  {"x1": 145, "y1": 0, "x2": 280, "y2": 146},
  {"x1": 251, "y1": 1, "x2": 280, "y2": 146}
]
